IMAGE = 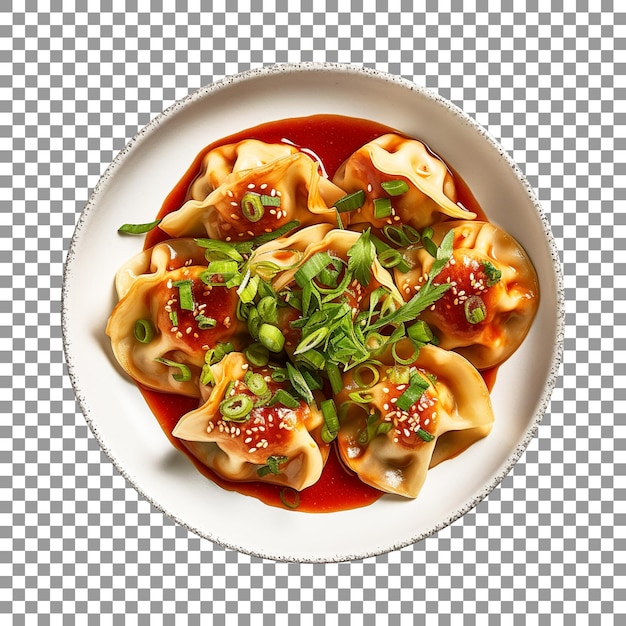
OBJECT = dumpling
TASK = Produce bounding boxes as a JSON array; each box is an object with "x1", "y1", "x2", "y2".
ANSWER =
[
  {"x1": 106, "y1": 239, "x2": 247, "y2": 397},
  {"x1": 334, "y1": 343, "x2": 494, "y2": 498},
  {"x1": 188, "y1": 139, "x2": 299, "y2": 202},
  {"x1": 395, "y1": 220, "x2": 539, "y2": 369},
  {"x1": 172, "y1": 352, "x2": 329, "y2": 490},
  {"x1": 332, "y1": 133, "x2": 475, "y2": 230},
  {"x1": 159, "y1": 152, "x2": 346, "y2": 240}
]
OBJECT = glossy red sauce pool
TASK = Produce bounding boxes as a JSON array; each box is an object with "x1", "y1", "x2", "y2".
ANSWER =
[{"x1": 141, "y1": 114, "x2": 492, "y2": 512}]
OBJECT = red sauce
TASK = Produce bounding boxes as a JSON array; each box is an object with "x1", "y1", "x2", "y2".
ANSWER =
[{"x1": 139, "y1": 114, "x2": 490, "y2": 512}]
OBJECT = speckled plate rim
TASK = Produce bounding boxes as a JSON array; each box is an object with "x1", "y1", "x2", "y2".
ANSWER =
[{"x1": 62, "y1": 62, "x2": 565, "y2": 563}]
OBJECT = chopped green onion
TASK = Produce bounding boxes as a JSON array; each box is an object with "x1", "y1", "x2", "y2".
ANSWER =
[
  {"x1": 257, "y1": 455, "x2": 288, "y2": 477},
  {"x1": 244, "y1": 371, "x2": 269, "y2": 396},
  {"x1": 172, "y1": 280, "x2": 194, "y2": 311},
  {"x1": 396, "y1": 372, "x2": 430, "y2": 411},
  {"x1": 335, "y1": 210, "x2": 345, "y2": 230},
  {"x1": 155, "y1": 357, "x2": 192, "y2": 383},
  {"x1": 245, "y1": 343, "x2": 269, "y2": 367},
  {"x1": 207, "y1": 260, "x2": 239, "y2": 276},
  {"x1": 219, "y1": 394, "x2": 254, "y2": 421},
  {"x1": 422, "y1": 236, "x2": 438, "y2": 258},
  {"x1": 348, "y1": 389, "x2": 375, "y2": 404},
  {"x1": 195, "y1": 314, "x2": 216, "y2": 329},
  {"x1": 133, "y1": 319, "x2": 154, "y2": 343},
  {"x1": 169, "y1": 310, "x2": 178, "y2": 327},
  {"x1": 464, "y1": 295, "x2": 487, "y2": 324},
  {"x1": 279, "y1": 487, "x2": 300, "y2": 509},
  {"x1": 205, "y1": 342, "x2": 234, "y2": 366},
  {"x1": 326, "y1": 362, "x2": 344, "y2": 395},
  {"x1": 259, "y1": 323, "x2": 285, "y2": 353},
  {"x1": 286, "y1": 362, "x2": 314, "y2": 404},
  {"x1": 247, "y1": 307, "x2": 262, "y2": 340},
  {"x1": 392, "y1": 340, "x2": 421, "y2": 366},
  {"x1": 237, "y1": 272, "x2": 260, "y2": 304},
  {"x1": 118, "y1": 219, "x2": 162, "y2": 235},
  {"x1": 383, "y1": 225, "x2": 411, "y2": 247},
  {"x1": 373, "y1": 197, "x2": 392, "y2": 219},
  {"x1": 376, "y1": 422, "x2": 393, "y2": 436},
  {"x1": 295, "y1": 348, "x2": 326, "y2": 371},
  {"x1": 370, "y1": 234, "x2": 411, "y2": 273},
  {"x1": 422, "y1": 226, "x2": 434, "y2": 240},
  {"x1": 194, "y1": 238, "x2": 244, "y2": 263},
  {"x1": 257, "y1": 296, "x2": 278, "y2": 324},
  {"x1": 381, "y1": 179, "x2": 409, "y2": 196},
  {"x1": 378, "y1": 248, "x2": 403, "y2": 269},
  {"x1": 199, "y1": 364, "x2": 214, "y2": 386},
  {"x1": 270, "y1": 366, "x2": 288, "y2": 383},
  {"x1": 260, "y1": 194, "x2": 281, "y2": 207},
  {"x1": 294, "y1": 252, "x2": 333, "y2": 288},
  {"x1": 269, "y1": 388, "x2": 300, "y2": 409},
  {"x1": 320, "y1": 398, "x2": 340, "y2": 443},
  {"x1": 335, "y1": 189, "x2": 366, "y2": 213},
  {"x1": 293, "y1": 326, "x2": 329, "y2": 356},
  {"x1": 353, "y1": 362, "x2": 380, "y2": 389},
  {"x1": 416, "y1": 428, "x2": 435, "y2": 442},
  {"x1": 300, "y1": 367, "x2": 323, "y2": 391},
  {"x1": 407, "y1": 321, "x2": 434, "y2": 343},
  {"x1": 241, "y1": 192, "x2": 265, "y2": 222},
  {"x1": 402, "y1": 224, "x2": 421, "y2": 244}
]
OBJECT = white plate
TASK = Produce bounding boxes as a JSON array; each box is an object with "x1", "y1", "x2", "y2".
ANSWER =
[{"x1": 63, "y1": 63, "x2": 564, "y2": 562}]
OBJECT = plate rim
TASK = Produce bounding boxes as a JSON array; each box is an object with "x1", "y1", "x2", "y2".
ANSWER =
[{"x1": 62, "y1": 62, "x2": 565, "y2": 562}]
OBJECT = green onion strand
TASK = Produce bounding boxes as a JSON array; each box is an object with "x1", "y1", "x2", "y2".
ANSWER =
[
  {"x1": 219, "y1": 394, "x2": 254, "y2": 421},
  {"x1": 381, "y1": 179, "x2": 410, "y2": 196},
  {"x1": 258, "y1": 323, "x2": 285, "y2": 353},
  {"x1": 118, "y1": 219, "x2": 162, "y2": 235},
  {"x1": 155, "y1": 357, "x2": 192, "y2": 383},
  {"x1": 133, "y1": 319, "x2": 154, "y2": 343},
  {"x1": 241, "y1": 192, "x2": 265, "y2": 222},
  {"x1": 373, "y1": 197, "x2": 392, "y2": 219},
  {"x1": 335, "y1": 189, "x2": 366, "y2": 213}
]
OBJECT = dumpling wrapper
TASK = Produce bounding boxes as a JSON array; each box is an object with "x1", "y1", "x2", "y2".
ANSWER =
[
  {"x1": 333, "y1": 133, "x2": 475, "y2": 230},
  {"x1": 395, "y1": 220, "x2": 539, "y2": 369},
  {"x1": 172, "y1": 352, "x2": 329, "y2": 490},
  {"x1": 106, "y1": 238, "x2": 246, "y2": 397},
  {"x1": 335, "y1": 343, "x2": 494, "y2": 498},
  {"x1": 160, "y1": 152, "x2": 345, "y2": 240}
]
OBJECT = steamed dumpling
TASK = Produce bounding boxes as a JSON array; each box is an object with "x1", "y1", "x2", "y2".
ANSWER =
[
  {"x1": 106, "y1": 239, "x2": 246, "y2": 397},
  {"x1": 160, "y1": 152, "x2": 345, "y2": 240},
  {"x1": 172, "y1": 352, "x2": 329, "y2": 490},
  {"x1": 395, "y1": 221, "x2": 539, "y2": 369},
  {"x1": 333, "y1": 133, "x2": 475, "y2": 230},
  {"x1": 334, "y1": 343, "x2": 494, "y2": 498}
]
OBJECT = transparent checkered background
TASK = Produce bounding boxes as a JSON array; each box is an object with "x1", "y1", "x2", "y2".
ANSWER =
[{"x1": 2, "y1": 2, "x2": 624, "y2": 623}]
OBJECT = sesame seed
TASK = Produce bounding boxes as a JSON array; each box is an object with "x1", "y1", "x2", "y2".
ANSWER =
[
  {"x1": 260, "y1": 183, "x2": 268, "y2": 190},
  {"x1": 248, "y1": 448, "x2": 257, "y2": 454},
  {"x1": 367, "y1": 183, "x2": 372, "y2": 192},
  {"x1": 270, "y1": 188, "x2": 276, "y2": 196},
  {"x1": 247, "y1": 183, "x2": 256, "y2": 189},
  {"x1": 186, "y1": 327, "x2": 192, "y2": 334},
  {"x1": 245, "y1": 437, "x2": 252, "y2": 444},
  {"x1": 230, "y1": 201, "x2": 238, "y2": 207},
  {"x1": 227, "y1": 190, "x2": 234, "y2": 197},
  {"x1": 176, "y1": 332, "x2": 183, "y2": 339}
]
